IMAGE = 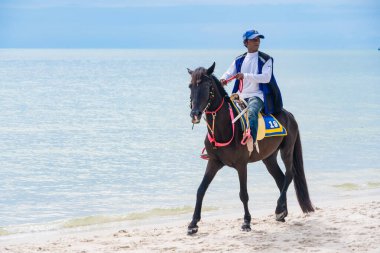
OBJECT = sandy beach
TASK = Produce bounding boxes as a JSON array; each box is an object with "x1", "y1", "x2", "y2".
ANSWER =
[{"x1": 1, "y1": 200, "x2": 379, "y2": 253}]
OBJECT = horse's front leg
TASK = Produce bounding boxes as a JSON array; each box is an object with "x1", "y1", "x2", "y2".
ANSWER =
[
  {"x1": 236, "y1": 163, "x2": 251, "y2": 231},
  {"x1": 188, "y1": 159, "x2": 223, "y2": 235}
]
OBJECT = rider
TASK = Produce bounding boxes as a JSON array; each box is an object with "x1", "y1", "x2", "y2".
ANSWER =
[{"x1": 220, "y1": 29, "x2": 283, "y2": 147}]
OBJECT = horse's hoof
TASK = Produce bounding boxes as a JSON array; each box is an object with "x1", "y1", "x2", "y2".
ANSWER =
[
  {"x1": 187, "y1": 226, "x2": 198, "y2": 235},
  {"x1": 241, "y1": 223, "x2": 251, "y2": 232},
  {"x1": 276, "y1": 210, "x2": 288, "y2": 221}
]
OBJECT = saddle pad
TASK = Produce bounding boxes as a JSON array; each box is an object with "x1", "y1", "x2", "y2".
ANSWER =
[{"x1": 257, "y1": 113, "x2": 287, "y2": 140}]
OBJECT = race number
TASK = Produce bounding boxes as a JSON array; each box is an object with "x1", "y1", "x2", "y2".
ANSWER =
[{"x1": 268, "y1": 120, "x2": 279, "y2": 129}]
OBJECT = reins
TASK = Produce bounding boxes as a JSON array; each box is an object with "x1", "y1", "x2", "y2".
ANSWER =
[{"x1": 225, "y1": 74, "x2": 244, "y2": 93}]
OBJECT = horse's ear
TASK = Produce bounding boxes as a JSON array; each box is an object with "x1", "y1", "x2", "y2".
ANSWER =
[
  {"x1": 187, "y1": 68, "x2": 193, "y2": 75},
  {"x1": 207, "y1": 62, "x2": 215, "y2": 75}
]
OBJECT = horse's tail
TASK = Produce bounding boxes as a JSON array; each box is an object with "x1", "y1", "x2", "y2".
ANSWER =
[{"x1": 292, "y1": 132, "x2": 314, "y2": 213}]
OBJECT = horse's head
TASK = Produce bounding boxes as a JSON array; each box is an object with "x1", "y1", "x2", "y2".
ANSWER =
[{"x1": 187, "y1": 62, "x2": 216, "y2": 124}]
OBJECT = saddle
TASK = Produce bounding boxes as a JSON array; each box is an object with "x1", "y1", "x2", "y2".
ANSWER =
[{"x1": 230, "y1": 94, "x2": 287, "y2": 141}]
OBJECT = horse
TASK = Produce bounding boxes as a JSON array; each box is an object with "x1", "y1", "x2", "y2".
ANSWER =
[{"x1": 187, "y1": 62, "x2": 314, "y2": 235}]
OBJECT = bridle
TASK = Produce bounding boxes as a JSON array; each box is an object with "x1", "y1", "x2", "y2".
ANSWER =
[
  {"x1": 189, "y1": 76, "x2": 215, "y2": 113},
  {"x1": 190, "y1": 75, "x2": 235, "y2": 148},
  {"x1": 204, "y1": 97, "x2": 236, "y2": 148}
]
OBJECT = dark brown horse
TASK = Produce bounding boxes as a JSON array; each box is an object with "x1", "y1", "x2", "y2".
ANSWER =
[{"x1": 187, "y1": 62, "x2": 314, "y2": 235}]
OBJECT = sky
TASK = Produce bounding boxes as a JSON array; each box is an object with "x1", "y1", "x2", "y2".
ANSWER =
[{"x1": 0, "y1": 0, "x2": 379, "y2": 49}]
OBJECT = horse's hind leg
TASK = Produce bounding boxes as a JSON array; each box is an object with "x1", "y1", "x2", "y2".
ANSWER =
[
  {"x1": 262, "y1": 151, "x2": 289, "y2": 221},
  {"x1": 236, "y1": 164, "x2": 251, "y2": 231},
  {"x1": 188, "y1": 159, "x2": 223, "y2": 235},
  {"x1": 262, "y1": 150, "x2": 284, "y2": 192},
  {"x1": 275, "y1": 144, "x2": 295, "y2": 221}
]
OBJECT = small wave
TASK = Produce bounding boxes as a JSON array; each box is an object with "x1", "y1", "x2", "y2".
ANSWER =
[
  {"x1": 0, "y1": 228, "x2": 11, "y2": 236},
  {"x1": 333, "y1": 183, "x2": 360, "y2": 190},
  {"x1": 333, "y1": 182, "x2": 380, "y2": 191},
  {"x1": 63, "y1": 215, "x2": 125, "y2": 228},
  {"x1": 63, "y1": 205, "x2": 217, "y2": 228},
  {"x1": 1, "y1": 206, "x2": 218, "y2": 235},
  {"x1": 367, "y1": 182, "x2": 380, "y2": 189}
]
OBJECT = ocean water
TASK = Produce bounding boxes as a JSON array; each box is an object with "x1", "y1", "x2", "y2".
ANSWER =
[{"x1": 0, "y1": 49, "x2": 379, "y2": 235}]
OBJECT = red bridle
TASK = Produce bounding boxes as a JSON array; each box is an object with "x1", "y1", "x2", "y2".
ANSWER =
[{"x1": 204, "y1": 97, "x2": 235, "y2": 148}]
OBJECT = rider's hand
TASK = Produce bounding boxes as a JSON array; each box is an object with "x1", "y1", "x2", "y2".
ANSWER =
[
  {"x1": 220, "y1": 79, "x2": 227, "y2": 86},
  {"x1": 236, "y1": 73, "x2": 244, "y2": 80}
]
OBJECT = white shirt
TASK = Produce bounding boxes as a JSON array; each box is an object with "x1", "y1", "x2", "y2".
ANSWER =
[{"x1": 221, "y1": 52, "x2": 273, "y2": 101}]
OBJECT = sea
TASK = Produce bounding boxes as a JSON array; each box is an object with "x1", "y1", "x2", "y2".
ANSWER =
[{"x1": 0, "y1": 49, "x2": 379, "y2": 236}]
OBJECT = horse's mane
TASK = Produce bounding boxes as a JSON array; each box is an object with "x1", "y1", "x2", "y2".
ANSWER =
[
  {"x1": 192, "y1": 67, "x2": 234, "y2": 107},
  {"x1": 210, "y1": 75, "x2": 234, "y2": 107}
]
